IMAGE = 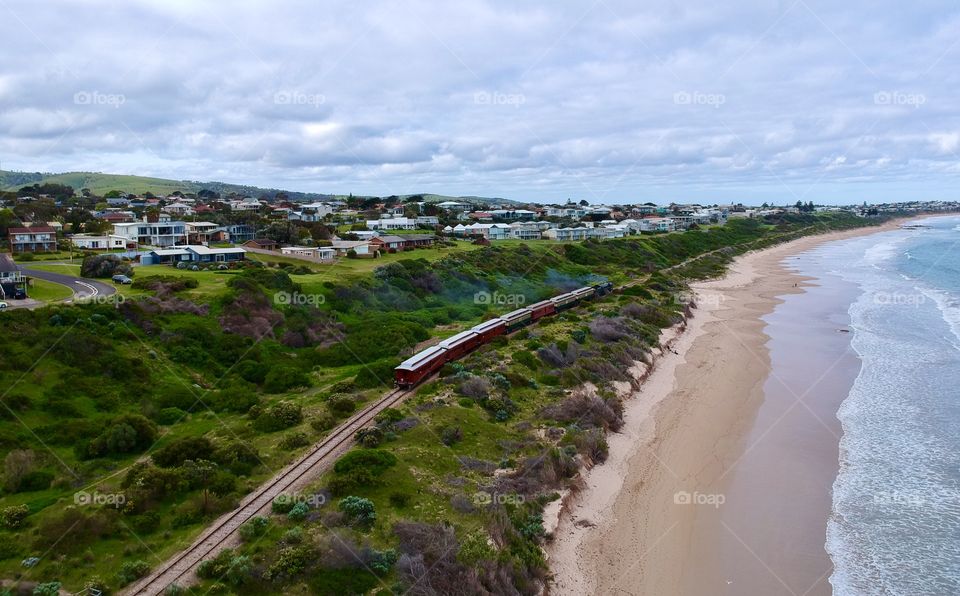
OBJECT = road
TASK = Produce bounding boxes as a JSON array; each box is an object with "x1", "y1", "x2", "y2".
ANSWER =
[{"x1": 22, "y1": 266, "x2": 117, "y2": 303}]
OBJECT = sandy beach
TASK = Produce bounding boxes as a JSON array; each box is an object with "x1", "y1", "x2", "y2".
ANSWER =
[{"x1": 548, "y1": 221, "x2": 905, "y2": 595}]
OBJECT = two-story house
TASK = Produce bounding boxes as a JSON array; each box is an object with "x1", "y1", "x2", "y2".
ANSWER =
[{"x1": 8, "y1": 226, "x2": 57, "y2": 253}]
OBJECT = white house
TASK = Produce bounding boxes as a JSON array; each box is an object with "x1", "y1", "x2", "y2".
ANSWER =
[
  {"x1": 281, "y1": 246, "x2": 336, "y2": 260},
  {"x1": 638, "y1": 217, "x2": 675, "y2": 232},
  {"x1": 416, "y1": 216, "x2": 439, "y2": 226},
  {"x1": 142, "y1": 245, "x2": 247, "y2": 265},
  {"x1": 162, "y1": 202, "x2": 194, "y2": 217},
  {"x1": 330, "y1": 240, "x2": 372, "y2": 256},
  {"x1": 69, "y1": 234, "x2": 127, "y2": 250},
  {"x1": 113, "y1": 219, "x2": 188, "y2": 247},
  {"x1": 367, "y1": 217, "x2": 416, "y2": 230}
]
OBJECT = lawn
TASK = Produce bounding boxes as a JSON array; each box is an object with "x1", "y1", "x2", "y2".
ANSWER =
[{"x1": 27, "y1": 278, "x2": 74, "y2": 302}]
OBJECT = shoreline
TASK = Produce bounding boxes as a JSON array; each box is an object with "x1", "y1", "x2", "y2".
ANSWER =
[{"x1": 547, "y1": 220, "x2": 907, "y2": 595}]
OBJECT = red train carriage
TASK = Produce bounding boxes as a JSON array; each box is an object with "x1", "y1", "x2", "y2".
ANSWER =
[
  {"x1": 471, "y1": 318, "x2": 506, "y2": 342},
  {"x1": 526, "y1": 300, "x2": 557, "y2": 321},
  {"x1": 437, "y1": 330, "x2": 483, "y2": 361},
  {"x1": 395, "y1": 345, "x2": 448, "y2": 388},
  {"x1": 549, "y1": 292, "x2": 578, "y2": 310},
  {"x1": 501, "y1": 307, "x2": 533, "y2": 331}
]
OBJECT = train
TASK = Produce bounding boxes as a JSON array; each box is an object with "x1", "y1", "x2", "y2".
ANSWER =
[{"x1": 394, "y1": 281, "x2": 615, "y2": 388}]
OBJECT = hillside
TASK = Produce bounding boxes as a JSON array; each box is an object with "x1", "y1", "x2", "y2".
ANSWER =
[
  {"x1": 0, "y1": 170, "x2": 520, "y2": 204},
  {"x1": 0, "y1": 170, "x2": 334, "y2": 201}
]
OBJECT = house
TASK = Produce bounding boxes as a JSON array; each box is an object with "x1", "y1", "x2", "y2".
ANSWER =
[
  {"x1": 330, "y1": 240, "x2": 372, "y2": 256},
  {"x1": 185, "y1": 222, "x2": 228, "y2": 245},
  {"x1": 366, "y1": 217, "x2": 416, "y2": 230},
  {"x1": 509, "y1": 223, "x2": 542, "y2": 240},
  {"x1": 162, "y1": 202, "x2": 194, "y2": 217},
  {"x1": 436, "y1": 200, "x2": 471, "y2": 211},
  {"x1": 400, "y1": 234, "x2": 435, "y2": 248},
  {"x1": 141, "y1": 245, "x2": 247, "y2": 265},
  {"x1": 99, "y1": 211, "x2": 136, "y2": 224},
  {"x1": 0, "y1": 254, "x2": 27, "y2": 299},
  {"x1": 638, "y1": 217, "x2": 675, "y2": 232},
  {"x1": 296, "y1": 202, "x2": 335, "y2": 222},
  {"x1": 369, "y1": 234, "x2": 406, "y2": 252},
  {"x1": 8, "y1": 226, "x2": 57, "y2": 253},
  {"x1": 229, "y1": 197, "x2": 262, "y2": 212},
  {"x1": 489, "y1": 209, "x2": 537, "y2": 221},
  {"x1": 69, "y1": 234, "x2": 127, "y2": 250},
  {"x1": 280, "y1": 246, "x2": 336, "y2": 260},
  {"x1": 224, "y1": 224, "x2": 256, "y2": 244},
  {"x1": 113, "y1": 219, "x2": 188, "y2": 248},
  {"x1": 243, "y1": 238, "x2": 278, "y2": 251},
  {"x1": 415, "y1": 216, "x2": 439, "y2": 226},
  {"x1": 542, "y1": 227, "x2": 590, "y2": 241}
]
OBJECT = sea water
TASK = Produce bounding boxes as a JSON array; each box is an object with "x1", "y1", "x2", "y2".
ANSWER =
[{"x1": 816, "y1": 216, "x2": 960, "y2": 594}]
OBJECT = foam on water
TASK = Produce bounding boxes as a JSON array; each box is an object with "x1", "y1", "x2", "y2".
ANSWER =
[{"x1": 815, "y1": 218, "x2": 960, "y2": 595}]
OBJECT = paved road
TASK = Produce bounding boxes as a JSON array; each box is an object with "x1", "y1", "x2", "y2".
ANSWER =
[{"x1": 21, "y1": 267, "x2": 117, "y2": 302}]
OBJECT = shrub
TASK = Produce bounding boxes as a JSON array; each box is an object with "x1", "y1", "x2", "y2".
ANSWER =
[
  {"x1": 310, "y1": 412, "x2": 336, "y2": 432},
  {"x1": 79, "y1": 414, "x2": 158, "y2": 459},
  {"x1": 156, "y1": 407, "x2": 187, "y2": 425},
  {"x1": 542, "y1": 388, "x2": 623, "y2": 432},
  {"x1": 238, "y1": 516, "x2": 269, "y2": 542},
  {"x1": 152, "y1": 437, "x2": 215, "y2": 468},
  {"x1": 440, "y1": 426, "x2": 463, "y2": 446},
  {"x1": 278, "y1": 432, "x2": 310, "y2": 450},
  {"x1": 265, "y1": 545, "x2": 314, "y2": 581},
  {"x1": 458, "y1": 376, "x2": 491, "y2": 400},
  {"x1": 264, "y1": 367, "x2": 310, "y2": 393},
  {"x1": 81, "y1": 254, "x2": 133, "y2": 279},
  {"x1": 254, "y1": 402, "x2": 303, "y2": 432},
  {"x1": 338, "y1": 496, "x2": 376, "y2": 526},
  {"x1": 117, "y1": 560, "x2": 151, "y2": 586},
  {"x1": 355, "y1": 427, "x2": 383, "y2": 448},
  {"x1": 272, "y1": 495, "x2": 297, "y2": 514},
  {"x1": 328, "y1": 395, "x2": 356, "y2": 416},
  {"x1": 0, "y1": 504, "x2": 29, "y2": 529},
  {"x1": 287, "y1": 501, "x2": 310, "y2": 521},
  {"x1": 32, "y1": 582, "x2": 61, "y2": 596},
  {"x1": 334, "y1": 449, "x2": 397, "y2": 476},
  {"x1": 512, "y1": 350, "x2": 539, "y2": 370}
]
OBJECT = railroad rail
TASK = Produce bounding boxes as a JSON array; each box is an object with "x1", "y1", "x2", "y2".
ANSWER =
[{"x1": 125, "y1": 388, "x2": 410, "y2": 595}]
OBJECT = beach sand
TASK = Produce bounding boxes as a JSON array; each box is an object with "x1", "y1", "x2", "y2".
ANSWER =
[{"x1": 547, "y1": 221, "x2": 904, "y2": 595}]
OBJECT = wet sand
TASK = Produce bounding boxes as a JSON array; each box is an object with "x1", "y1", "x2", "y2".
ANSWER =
[{"x1": 548, "y1": 221, "x2": 904, "y2": 595}]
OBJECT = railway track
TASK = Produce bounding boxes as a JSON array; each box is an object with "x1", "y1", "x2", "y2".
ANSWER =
[{"x1": 125, "y1": 388, "x2": 410, "y2": 595}]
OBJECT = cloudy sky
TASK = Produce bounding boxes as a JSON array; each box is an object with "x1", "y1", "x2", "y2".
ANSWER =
[{"x1": 1, "y1": 0, "x2": 959, "y2": 204}]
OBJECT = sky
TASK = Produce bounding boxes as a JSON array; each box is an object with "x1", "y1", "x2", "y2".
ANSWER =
[{"x1": 1, "y1": 0, "x2": 959, "y2": 205}]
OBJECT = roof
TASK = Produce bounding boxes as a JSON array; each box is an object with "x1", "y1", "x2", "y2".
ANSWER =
[
  {"x1": 501, "y1": 308, "x2": 532, "y2": 322},
  {"x1": 374, "y1": 235, "x2": 406, "y2": 243},
  {"x1": 396, "y1": 345, "x2": 447, "y2": 371},
  {"x1": 185, "y1": 245, "x2": 246, "y2": 255},
  {"x1": 9, "y1": 226, "x2": 55, "y2": 234},
  {"x1": 0, "y1": 254, "x2": 20, "y2": 273},
  {"x1": 438, "y1": 330, "x2": 479, "y2": 350},
  {"x1": 472, "y1": 318, "x2": 505, "y2": 333},
  {"x1": 245, "y1": 238, "x2": 277, "y2": 247}
]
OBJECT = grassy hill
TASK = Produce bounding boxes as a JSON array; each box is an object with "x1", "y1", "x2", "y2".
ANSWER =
[
  {"x1": 0, "y1": 170, "x2": 334, "y2": 201},
  {"x1": 0, "y1": 170, "x2": 521, "y2": 204}
]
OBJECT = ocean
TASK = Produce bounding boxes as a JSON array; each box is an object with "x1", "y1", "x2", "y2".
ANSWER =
[{"x1": 808, "y1": 216, "x2": 960, "y2": 595}]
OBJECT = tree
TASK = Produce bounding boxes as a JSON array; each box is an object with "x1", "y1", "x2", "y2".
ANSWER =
[
  {"x1": 3, "y1": 449, "x2": 35, "y2": 492},
  {"x1": 81, "y1": 254, "x2": 133, "y2": 278},
  {"x1": 182, "y1": 459, "x2": 218, "y2": 512},
  {"x1": 339, "y1": 496, "x2": 376, "y2": 526}
]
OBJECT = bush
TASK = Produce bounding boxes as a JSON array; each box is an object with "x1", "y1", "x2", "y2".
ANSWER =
[
  {"x1": 117, "y1": 560, "x2": 151, "y2": 586},
  {"x1": 278, "y1": 432, "x2": 310, "y2": 450},
  {"x1": 458, "y1": 376, "x2": 491, "y2": 400},
  {"x1": 328, "y1": 395, "x2": 356, "y2": 416},
  {"x1": 32, "y1": 582, "x2": 61, "y2": 596},
  {"x1": 238, "y1": 516, "x2": 269, "y2": 541},
  {"x1": 287, "y1": 501, "x2": 310, "y2": 521},
  {"x1": 0, "y1": 504, "x2": 29, "y2": 529},
  {"x1": 254, "y1": 402, "x2": 303, "y2": 432},
  {"x1": 152, "y1": 437, "x2": 215, "y2": 468},
  {"x1": 156, "y1": 407, "x2": 187, "y2": 425},
  {"x1": 355, "y1": 427, "x2": 383, "y2": 448},
  {"x1": 264, "y1": 367, "x2": 310, "y2": 393},
  {"x1": 440, "y1": 426, "x2": 463, "y2": 446},
  {"x1": 338, "y1": 496, "x2": 376, "y2": 526},
  {"x1": 334, "y1": 449, "x2": 397, "y2": 476},
  {"x1": 78, "y1": 414, "x2": 158, "y2": 459},
  {"x1": 81, "y1": 254, "x2": 133, "y2": 279}
]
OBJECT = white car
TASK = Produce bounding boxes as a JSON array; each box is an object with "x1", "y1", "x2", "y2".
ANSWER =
[{"x1": 0, "y1": 302, "x2": 8, "y2": 310}]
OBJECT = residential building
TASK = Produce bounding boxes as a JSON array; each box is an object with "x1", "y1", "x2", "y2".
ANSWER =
[
  {"x1": 141, "y1": 245, "x2": 247, "y2": 265},
  {"x1": 69, "y1": 234, "x2": 127, "y2": 250},
  {"x1": 162, "y1": 202, "x2": 194, "y2": 217},
  {"x1": 638, "y1": 217, "x2": 675, "y2": 232},
  {"x1": 280, "y1": 246, "x2": 335, "y2": 260},
  {"x1": 185, "y1": 222, "x2": 227, "y2": 245},
  {"x1": 415, "y1": 216, "x2": 439, "y2": 226},
  {"x1": 366, "y1": 217, "x2": 417, "y2": 230},
  {"x1": 0, "y1": 254, "x2": 27, "y2": 299},
  {"x1": 113, "y1": 219, "x2": 188, "y2": 248},
  {"x1": 330, "y1": 240, "x2": 372, "y2": 256},
  {"x1": 243, "y1": 238, "x2": 279, "y2": 250},
  {"x1": 223, "y1": 224, "x2": 256, "y2": 244},
  {"x1": 370, "y1": 234, "x2": 406, "y2": 252},
  {"x1": 400, "y1": 234, "x2": 435, "y2": 248},
  {"x1": 8, "y1": 226, "x2": 57, "y2": 253}
]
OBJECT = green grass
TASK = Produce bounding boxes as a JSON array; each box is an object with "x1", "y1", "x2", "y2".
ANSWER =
[{"x1": 27, "y1": 278, "x2": 74, "y2": 302}]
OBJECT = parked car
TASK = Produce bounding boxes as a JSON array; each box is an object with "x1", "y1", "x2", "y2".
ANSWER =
[
  {"x1": 0, "y1": 302, "x2": 8, "y2": 310},
  {"x1": 112, "y1": 274, "x2": 133, "y2": 284}
]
